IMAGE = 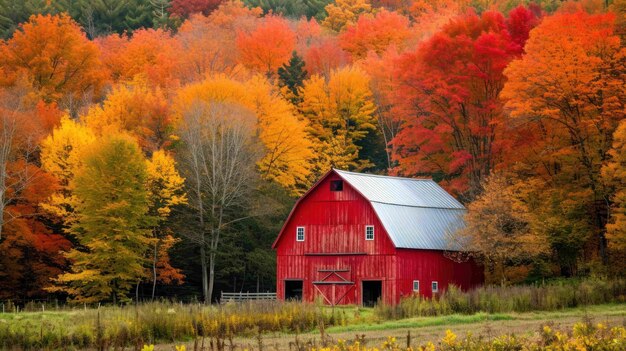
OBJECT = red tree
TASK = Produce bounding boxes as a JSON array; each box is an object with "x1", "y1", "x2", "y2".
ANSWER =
[
  {"x1": 391, "y1": 7, "x2": 538, "y2": 199},
  {"x1": 170, "y1": 0, "x2": 224, "y2": 18}
]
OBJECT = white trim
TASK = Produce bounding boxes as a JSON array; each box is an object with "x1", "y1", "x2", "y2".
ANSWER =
[
  {"x1": 365, "y1": 225, "x2": 374, "y2": 240},
  {"x1": 413, "y1": 280, "x2": 419, "y2": 292},
  {"x1": 431, "y1": 281, "x2": 438, "y2": 293},
  {"x1": 296, "y1": 226, "x2": 305, "y2": 242}
]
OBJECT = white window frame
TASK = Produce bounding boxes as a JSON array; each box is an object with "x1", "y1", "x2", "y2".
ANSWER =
[
  {"x1": 365, "y1": 225, "x2": 375, "y2": 241},
  {"x1": 413, "y1": 280, "x2": 420, "y2": 292},
  {"x1": 296, "y1": 226, "x2": 305, "y2": 242},
  {"x1": 431, "y1": 281, "x2": 439, "y2": 293}
]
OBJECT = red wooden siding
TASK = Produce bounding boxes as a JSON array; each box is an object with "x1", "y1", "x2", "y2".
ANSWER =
[{"x1": 395, "y1": 249, "x2": 483, "y2": 299}]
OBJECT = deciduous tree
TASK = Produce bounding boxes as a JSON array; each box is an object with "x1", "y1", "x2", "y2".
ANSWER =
[
  {"x1": 322, "y1": 0, "x2": 373, "y2": 32},
  {"x1": 501, "y1": 11, "x2": 625, "y2": 266},
  {"x1": 392, "y1": 7, "x2": 537, "y2": 199},
  {"x1": 0, "y1": 14, "x2": 105, "y2": 115},
  {"x1": 50, "y1": 135, "x2": 156, "y2": 303},
  {"x1": 299, "y1": 65, "x2": 377, "y2": 175},
  {"x1": 339, "y1": 9, "x2": 411, "y2": 59},
  {"x1": 176, "y1": 101, "x2": 258, "y2": 302},
  {"x1": 236, "y1": 15, "x2": 296, "y2": 76}
]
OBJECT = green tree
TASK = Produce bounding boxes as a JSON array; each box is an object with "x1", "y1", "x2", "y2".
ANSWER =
[
  {"x1": 50, "y1": 134, "x2": 156, "y2": 303},
  {"x1": 244, "y1": 0, "x2": 330, "y2": 19},
  {"x1": 150, "y1": 0, "x2": 172, "y2": 28},
  {"x1": 277, "y1": 51, "x2": 307, "y2": 105},
  {"x1": 0, "y1": 0, "x2": 50, "y2": 38}
]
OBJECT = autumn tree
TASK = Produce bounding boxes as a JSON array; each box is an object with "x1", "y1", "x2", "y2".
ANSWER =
[
  {"x1": 40, "y1": 116, "x2": 96, "y2": 227},
  {"x1": 357, "y1": 47, "x2": 402, "y2": 170},
  {"x1": 392, "y1": 7, "x2": 537, "y2": 199},
  {"x1": 97, "y1": 28, "x2": 181, "y2": 89},
  {"x1": 501, "y1": 11, "x2": 625, "y2": 266},
  {"x1": 458, "y1": 173, "x2": 549, "y2": 283},
  {"x1": 602, "y1": 121, "x2": 626, "y2": 273},
  {"x1": 299, "y1": 65, "x2": 377, "y2": 175},
  {"x1": 175, "y1": 2, "x2": 262, "y2": 82},
  {"x1": 51, "y1": 135, "x2": 155, "y2": 303},
  {"x1": 82, "y1": 80, "x2": 173, "y2": 152},
  {"x1": 322, "y1": 0, "x2": 373, "y2": 32},
  {"x1": 170, "y1": 0, "x2": 223, "y2": 18},
  {"x1": 176, "y1": 101, "x2": 259, "y2": 302},
  {"x1": 145, "y1": 149, "x2": 187, "y2": 299},
  {"x1": 175, "y1": 76, "x2": 314, "y2": 193},
  {"x1": 236, "y1": 15, "x2": 296, "y2": 76},
  {"x1": 0, "y1": 14, "x2": 105, "y2": 115},
  {"x1": 339, "y1": 9, "x2": 411, "y2": 59}
]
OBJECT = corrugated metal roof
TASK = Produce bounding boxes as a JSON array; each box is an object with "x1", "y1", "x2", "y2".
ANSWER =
[
  {"x1": 371, "y1": 203, "x2": 465, "y2": 250},
  {"x1": 335, "y1": 169, "x2": 466, "y2": 251},
  {"x1": 334, "y1": 170, "x2": 465, "y2": 209}
]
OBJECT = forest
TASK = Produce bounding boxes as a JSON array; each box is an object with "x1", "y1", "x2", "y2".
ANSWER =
[{"x1": 0, "y1": 0, "x2": 624, "y2": 305}]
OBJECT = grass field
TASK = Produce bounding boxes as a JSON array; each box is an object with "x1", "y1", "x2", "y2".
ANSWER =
[
  {"x1": 218, "y1": 304, "x2": 626, "y2": 350},
  {"x1": 1, "y1": 303, "x2": 625, "y2": 350}
]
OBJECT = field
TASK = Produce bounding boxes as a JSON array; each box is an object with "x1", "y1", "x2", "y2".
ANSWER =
[
  {"x1": 2, "y1": 279, "x2": 626, "y2": 350},
  {"x1": 1, "y1": 304, "x2": 625, "y2": 350}
]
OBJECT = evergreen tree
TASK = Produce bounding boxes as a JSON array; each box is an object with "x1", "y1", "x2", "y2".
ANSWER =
[
  {"x1": 277, "y1": 51, "x2": 308, "y2": 105},
  {"x1": 150, "y1": 0, "x2": 171, "y2": 28},
  {"x1": 51, "y1": 135, "x2": 156, "y2": 303},
  {"x1": 0, "y1": 0, "x2": 50, "y2": 38},
  {"x1": 125, "y1": 0, "x2": 153, "y2": 32},
  {"x1": 244, "y1": 0, "x2": 330, "y2": 19}
]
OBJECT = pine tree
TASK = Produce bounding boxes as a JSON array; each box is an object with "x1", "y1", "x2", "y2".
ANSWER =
[
  {"x1": 150, "y1": 0, "x2": 171, "y2": 28},
  {"x1": 51, "y1": 135, "x2": 156, "y2": 303},
  {"x1": 277, "y1": 51, "x2": 308, "y2": 105},
  {"x1": 0, "y1": 0, "x2": 50, "y2": 38}
]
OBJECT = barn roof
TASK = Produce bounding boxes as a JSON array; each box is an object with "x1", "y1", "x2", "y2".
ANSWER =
[{"x1": 334, "y1": 170, "x2": 466, "y2": 250}]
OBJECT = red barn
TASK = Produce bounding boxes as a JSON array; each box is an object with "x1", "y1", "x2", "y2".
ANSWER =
[{"x1": 272, "y1": 169, "x2": 483, "y2": 306}]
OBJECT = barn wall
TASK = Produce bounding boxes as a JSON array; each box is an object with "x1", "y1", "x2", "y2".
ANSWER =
[
  {"x1": 276, "y1": 254, "x2": 397, "y2": 305},
  {"x1": 395, "y1": 249, "x2": 484, "y2": 299},
  {"x1": 275, "y1": 173, "x2": 397, "y2": 304},
  {"x1": 275, "y1": 174, "x2": 395, "y2": 256}
]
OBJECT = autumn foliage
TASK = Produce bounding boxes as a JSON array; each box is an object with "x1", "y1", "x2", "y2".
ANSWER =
[{"x1": 0, "y1": 0, "x2": 625, "y2": 300}]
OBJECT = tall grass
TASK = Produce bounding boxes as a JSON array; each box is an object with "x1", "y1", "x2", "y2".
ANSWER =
[
  {"x1": 375, "y1": 277, "x2": 626, "y2": 319},
  {"x1": 0, "y1": 301, "x2": 333, "y2": 350}
]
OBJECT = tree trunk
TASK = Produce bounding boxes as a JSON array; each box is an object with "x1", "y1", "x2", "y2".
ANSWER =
[
  {"x1": 208, "y1": 251, "x2": 216, "y2": 304},
  {"x1": 151, "y1": 239, "x2": 158, "y2": 300},
  {"x1": 201, "y1": 245, "x2": 209, "y2": 303}
]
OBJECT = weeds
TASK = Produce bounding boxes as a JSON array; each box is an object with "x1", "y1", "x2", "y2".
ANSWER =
[
  {"x1": 375, "y1": 277, "x2": 626, "y2": 319},
  {"x1": 0, "y1": 301, "x2": 330, "y2": 350}
]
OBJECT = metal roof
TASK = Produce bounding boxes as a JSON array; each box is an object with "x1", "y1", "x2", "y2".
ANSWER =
[{"x1": 335, "y1": 169, "x2": 466, "y2": 250}]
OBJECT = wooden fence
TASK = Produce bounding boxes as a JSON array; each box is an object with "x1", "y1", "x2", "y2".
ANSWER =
[{"x1": 220, "y1": 292, "x2": 277, "y2": 303}]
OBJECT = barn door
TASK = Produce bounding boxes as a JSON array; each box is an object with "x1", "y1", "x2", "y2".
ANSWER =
[{"x1": 312, "y1": 268, "x2": 355, "y2": 306}]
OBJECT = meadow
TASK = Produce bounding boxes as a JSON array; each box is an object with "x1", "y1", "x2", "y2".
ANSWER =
[{"x1": 1, "y1": 278, "x2": 626, "y2": 350}]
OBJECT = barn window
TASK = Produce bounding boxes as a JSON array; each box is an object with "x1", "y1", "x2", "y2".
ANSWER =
[
  {"x1": 296, "y1": 227, "x2": 305, "y2": 242},
  {"x1": 365, "y1": 225, "x2": 374, "y2": 240},
  {"x1": 330, "y1": 180, "x2": 343, "y2": 191},
  {"x1": 431, "y1": 281, "x2": 439, "y2": 293},
  {"x1": 413, "y1": 280, "x2": 420, "y2": 292}
]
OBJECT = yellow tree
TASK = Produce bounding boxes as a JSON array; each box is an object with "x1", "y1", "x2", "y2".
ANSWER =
[
  {"x1": 146, "y1": 150, "x2": 187, "y2": 299},
  {"x1": 602, "y1": 121, "x2": 626, "y2": 268},
  {"x1": 40, "y1": 116, "x2": 96, "y2": 225},
  {"x1": 174, "y1": 75, "x2": 314, "y2": 194},
  {"x1": 322, "y1": 0, "x2": 373, "y2": 32},
  {"x1": 82, "y1": 80, "x2": 172, "y2": 152},
  {"x1": 50, "y1": 134, "x2": 156, "y2": 303},
  {"x1": 299, "y1": 66, "x2": 377, "y2": 176},
  {"x1": 459, "y1": 173, "x2": 550, "y2": 283}
]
